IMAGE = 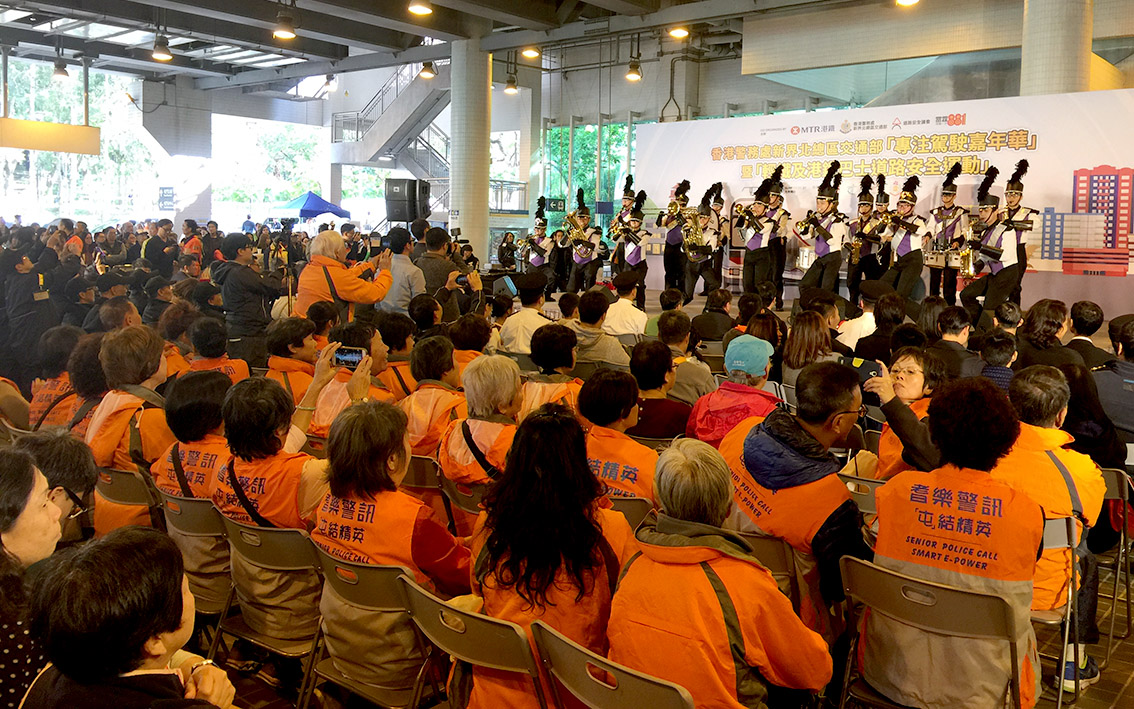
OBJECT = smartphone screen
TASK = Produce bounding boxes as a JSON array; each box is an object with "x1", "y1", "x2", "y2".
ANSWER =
[{"x1": 332, "y1": 346, "x2": 366, "y2": 370}]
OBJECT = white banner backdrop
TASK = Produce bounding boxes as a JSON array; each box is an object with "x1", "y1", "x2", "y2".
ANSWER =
[{"x1": 636, "y1": 89, "x2": 1134, "y2": 285}]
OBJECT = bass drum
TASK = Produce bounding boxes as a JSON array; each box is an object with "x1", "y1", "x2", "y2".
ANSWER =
[{"x1": 924, "y1": 250, "x2": 946, "y2": 269}]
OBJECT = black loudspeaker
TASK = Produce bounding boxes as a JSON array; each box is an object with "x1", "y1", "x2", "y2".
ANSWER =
[
  {"x1": 417, "y1": 180, "x2": 432, "y2": 219},
  {"x1": 385, "y1": 178, "x2": 417, "y2": 222}
]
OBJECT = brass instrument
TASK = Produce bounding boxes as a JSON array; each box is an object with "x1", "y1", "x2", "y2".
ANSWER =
[
  {"x1": 959, "y1": 244, "x2": 978, "y2": 278},
  {"x1": 563, "y1": 209, "x2": 595, "y2": 259},
  {"x1": 681, "y1": 207, "x2": 712, "y2": 262}
]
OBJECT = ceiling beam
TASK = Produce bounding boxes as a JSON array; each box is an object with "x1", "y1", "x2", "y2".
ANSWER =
[
  {"x1": 581, "y1": 0, "x2": 659, "y2": 15},
  {"x1": 430, "y1": 0, "x2": 558, "y2": 31},
  {"x1": 296, "y1": 0, "x2": 472, "y2": 43}
]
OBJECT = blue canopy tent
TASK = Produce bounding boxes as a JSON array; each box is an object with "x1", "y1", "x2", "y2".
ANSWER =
[{"x1": 277, "y1": 191, "x2": 350, "y2": 219}]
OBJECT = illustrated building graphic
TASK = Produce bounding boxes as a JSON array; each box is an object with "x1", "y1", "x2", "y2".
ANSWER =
[{"x1": 1056, "y1": 165, "x2": 1134, "y2": 276}]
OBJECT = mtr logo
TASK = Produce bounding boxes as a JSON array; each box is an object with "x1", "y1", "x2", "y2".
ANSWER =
[{"x1": 791, "y1": 125, "x2": 834, "y2": 135}]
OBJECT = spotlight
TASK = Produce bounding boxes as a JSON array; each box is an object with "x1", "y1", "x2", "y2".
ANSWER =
[
  {"x1": 408, "y1": 0, "x2": 433, "y2": 15},
  {"x1": 52, "y1": 58, "x2": 69, "y2": 81},
  {"x1": 896, "y1": 0, "x2": 919, "y2": 5},
  {"x1": 152, "y1": 35, "x2": 173, "y2": 62},
  {"x1": 625, "y1": 59, "x2": 642, "y2": 82},
  {"x1": 323, "y1": 74, "x2": 336, "y2": 92},
  {"x1": 419, "y1": 61, "x2": 436, "y2": 79},
  {"x1": 273, "y1": 9, "x2": 297, "y2": 40},
  {"x1": 521, "y1": 47, "x2": 540, "y2": 59},
  {"x1": 504, "y1": 74, "x2": 518, "y2": 95},
  {"x1": 668, "y1": 27, "x2": 689, "y2": 39}
]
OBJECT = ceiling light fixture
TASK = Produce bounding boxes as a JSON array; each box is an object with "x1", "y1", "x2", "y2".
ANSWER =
[
  {"x1": 504, "y1": 74, "x2": 518, "y2": 95},
  {"x1": 273, "y1": 7, "x2": 297, "y2": 40},
  {"x1": 521, "y1": 47, "x2": 540, "y2": 59},
  {"x1": 668, "y1": 27, "x2": 689, "y2": 39},
  {"x1": 625, "y1": 59, "x2": 642, "y2": 82},
  {"x1": 419, "y1": 61, "x2": 436, "y2": 79},
  {"x1": 151, "y1": 35, "x2": 173, "y2": 62},
  {"x1": 408, "y1": 0, "x2": 433, "y2": 16},
  {"x1": 323, "y1": 74, "x2": 336, "y2": 92},
  {"x1": 52, "y1": 57, "x2": 69, "y2": 81},
  {"x1": 895, "y1": 0, "x2": 919, "y2": 5}
]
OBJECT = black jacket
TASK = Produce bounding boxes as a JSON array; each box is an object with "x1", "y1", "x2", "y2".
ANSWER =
[
  {"x1": 211, "y1": 260, "x2": 283, "y2": 337},
  {"x1": 142, "y1": 235, "x2": 178, "y2": 278},
  {"x1": 23, "y1": 664, "x2": 214, "y2": 709},
  {"x1": 1013, "y1": 338, "x2": 1085, "y2": 370},
  {"x1": 142, "y1": 298, "x2": 172, "y2": 327},
  {"x1": 927, "y1": 339, "x2": 983, "y2": 379},
  {"x1": 1065, "y1": 337, "x2": 1115, "y2": 370},
  {"x1": 61, "y1": 300, "x2": 92, "y2": 328},
  {"x1": 692, "y1": 309, "x2": 734, "y2": 342}
]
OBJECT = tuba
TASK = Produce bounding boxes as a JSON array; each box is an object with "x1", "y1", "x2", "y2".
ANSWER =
[
  {"x1": 563, "y1": 209, "x2": 595, "y2": 259},
  {"x1": 681, "y1": 207, "x2": 712, "y2": 262}
]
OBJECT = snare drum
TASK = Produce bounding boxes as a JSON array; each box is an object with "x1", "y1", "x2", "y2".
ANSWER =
[
  {"x1": 796, "y1": 247, "x2": 817, "y2": 271},
  {"x1": 946, "y1": 250, "x2": 964, "y2": 269},
  {"x1": 924, "y1": 250, "x2": 946, "y2": 269}
]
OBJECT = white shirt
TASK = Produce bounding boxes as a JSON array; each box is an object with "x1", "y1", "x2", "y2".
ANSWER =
[
  {"x1": 602, "y1": 298, "x2": 649, "y2": 337},
  {"x1": 498, "y1": 306, "x2": 552, "y2": 355},
  {"x1": 837, "y1": 311, "x2": 876, "y2": 351}
]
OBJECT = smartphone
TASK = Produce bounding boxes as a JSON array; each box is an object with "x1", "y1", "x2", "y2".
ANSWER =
[
  {"x1": 332, "y1": 346, "x2": 367, "y2": 370},
  {"x1": 456, "y1": 275, "x2": 469, "y2": 287},
  {"x1": 840, "y1": 356, "x2": 882, "y2": 384}
]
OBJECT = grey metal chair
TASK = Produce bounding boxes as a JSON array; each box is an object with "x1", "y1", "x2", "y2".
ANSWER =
[
  {"x1": 301, "y1": 436, "x2": 328, "y2": 459},
  {"x1": 1098, "y1": 467, "x2": 1132, "y2": 669},
  {"x1": 864, "y1": 429, "x2": 881, "y2": 456},
  {"x1": 702, "y1": 354, "x2": 725, "y2": 375},
  {"x1": 531, "y1": 620, "x2": 694, "y2": 709},
  {"x1": 438, "y1": 474, "x2": 489, "y2": 517},
  {"x1": 616, "y1": 333, "x2": 642, "y2": 348},
  {"x1": 738, "y1": 532, "x2": 800, "y2": 612},
  {"x1": 398, "y1": 575, "x2": 549, "y2": 709},
  {"x1": 609, "y1": 497, "x2": 652, "y2": 530},
  {"x1": 628, "y1": 435, "x2": 675, "y2": 453},
  {"x1": 251, "y1": 367, "x2": 270, "y2": 377},
  {"x1": 156, "y1": 491, "x2": 230, "y2": 615},
  {"x1": 699, "y1": 340, "x2": 724, "y2": 356},
  {"x1": 402, "y1": 455, "x2": 456, "y2": 533},
  {"x1": 761, "y1": 379, "x2": 785, "y2": 401},
  {"x1": 1030, "y1": 516, "x2": 1081, "y2": 708},
  {"x1": 499, "y1": 350, "x2": 538, "y2": 373},
  {"x1": 837, "y1": 473, "x2": 885, "y2": 516}
]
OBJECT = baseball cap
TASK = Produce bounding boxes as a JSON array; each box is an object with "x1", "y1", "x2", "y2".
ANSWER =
[
  {"x1": 1109, "y1": 314, "x2": 1134, "y2": 342},
  {"x1": 192, "y1": 282, "x2": 221, "y2": 305},
  {"x1": 725, "y1": 335, "x2": 774, "y2": 376},
  {"x1": 96, "y1": 272, "x2": 126, "y2": 292},
  {"x1": 145, "y1": 276, "x2": 172, "y2": 297},
  {"x1": 64, "y1": 277, "x2": 95, "y2": 302}
]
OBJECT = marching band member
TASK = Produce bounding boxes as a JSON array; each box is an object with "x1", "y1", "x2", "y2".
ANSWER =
[
  {"x1": 846, "y1": 175, "x2": 885, "y2": 308},
  {"x1": 684, "y1": 184, "x2": 723, "y2": 304},
  {"x1": 565, "y1": 188, "x2": 603, "y2": 293},
  {"x1": 610, "y1": 176, "x2": 636, "y2": 277},
  {"x1": 657, "y1": 179, "x2": 691, "y2": 292},
  {"x1": 1002, "y1": 160, "x2": 1034, "y2": 306},
  {"x1": 880, "y1": 176, "x2": 931, "y2": 311},
  {"x1": 795, "y1": 161, "x2": 848, "y2": 297},
  {"x1": 874, "y1": 174, "x2": 893, "y2": 271},
  {"x1": 928, "y1": 162, "x2": 969, "y2": 306},
  {"x1": 736, "y1": 176, "x2": 777, "y2": 294},
  {"x1": 766, "y1": 166, "x2": 791, "y2": 309},
  {"x1": 525, "y1": 197, "x2": 557, "y2": 301},
  {"x1": 620, "y1": 190, "x2": 651, "y2": 310},
  {"x1": 709, "y1": 187, "x2": 727, "y2": 294},
  {"x1": 961, "y1": 167, "x2": 1019, "y2": 331}
]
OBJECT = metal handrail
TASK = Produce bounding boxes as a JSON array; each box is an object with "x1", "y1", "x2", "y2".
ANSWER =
[{"x1": 331, "y1": 60, "x2": 449, "y2": 143}]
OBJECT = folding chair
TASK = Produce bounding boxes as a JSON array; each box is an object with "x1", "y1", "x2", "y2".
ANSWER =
[
  {"x1": 301, "y1": 436, "x2": 328, "y2": 459},
  {"x1": 699, "y1": 340, "x2": 724, "y2": 356},
  {"x1": 439, "y1": 474, "x2": 489, "y2": 517},
  {"x1": 156, "y1": 490, "x2": 229, "y2": 614},
  {"x1": 738, "y1": 532, "x2": 800, "y2": 612},
  {"x1": 1031, "y1": 516, "x2": 1081, "y2": 708},
  {"x1": 864, "y1": 429, "x2": 881, "y2": 456},
  {"x1": 398, "y1": 576, "x2": 550, "y2": 709},
  {"x1": 609, "y1": 497, "x2": 652, "y2": 530},
  {"x1": 531, "y1": 620, "x2": 694, "y2": 709},
  {"x1": 1099, "y1": 467, "x2": 1132, "y2": 669},
  {"x1": 831, "y1": 424, "x2": 866, "y2": 466},
  {"x1": 404, "y1": 456, "x2": 457, "y2": 533},
  {"x1": 251, "y1": 367, "x2": 270, "y2": 377},
  {"x1": 208, "y1": 518, "x2": 323, "y2": 700},
  {"x1": 761, "y1": 379, "x2": 785, "y2": 401},
  {"x1": 702, "y1": 354, "x2": 725, "y2": 375},
  {"x1": 838, "y1": 556, "x2": 1023, "y2": 709},
  {"x1": 499, "y1": 351, "x2": 538, "y2": 373},
  {"x1": 95, "y1": 467, "x2": 165, "y2": 528},
  {"x1": 782, "y1": 383, "x2": 797, "y2": 411},
  {"x1": 298, "y1": 549, "x2": 442, "y2": 709},
  {"x1": 628, "y1": 435, "x2": 674, "y2": 453},
  {"x1": 864, "y1": 405, "x2": 886, "y2": 431},
  {"x1": 569, "y1": 361, "x2": 602, "y2": 381},
  {"x1": 616, "y1": 333, "x2": 642, "y2": 349},
  {"x1": 837, "y1": 473, "x2": 885, "y2": 516}
]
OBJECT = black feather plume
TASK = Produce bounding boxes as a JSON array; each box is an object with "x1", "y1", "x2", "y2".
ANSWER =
[
  {"x1": 977, "y1": 166, "x2": 1000, "y2": 202},
  {"x1": 713, "y1": 182, "x2": 723, "y2": 201},
  {"x1": 860, "y1": 175, "x2": 874, "y2": 194},
  {"x1": 819, "y1": 161, "x2": 840, "y2": 191},
  {"x1": 633, "y1": 190, "x2": 646, "y2": 211},
  {"x1": 1009, "y1": 159, "x2": 1029, "y2": 184},
  {"x1": 536, "y1": 196, "x2": 546, "y2": 220},
  {"x1": 700, "y1": 184, "x2": 715, "y2": 208},
  {"x1": 770, "y1": 165, "x2": 784, "y2": 183},
  {"x1": 623, "y1": 175, "x2": 633, "y2": 193},
  {"x1": 901, "y1": 176, "x2": 919, "y2": 194},
  {"x1": 575, "y1": 187, "x2": 585, "y2": 211},
  {"x1": 833, "y1": 172, "x2": 842, "y2": 191},
  {"x1": 943, "y1": 162, "x2": 962, "y2": 188},
  {"x1": 675, "y1": 179, "x2": 691, "y2": 199}
]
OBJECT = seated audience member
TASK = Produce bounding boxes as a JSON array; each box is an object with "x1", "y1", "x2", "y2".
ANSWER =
[
  {"x1": 170, "y1": 253, "x2": 201, "y2": 284},
  {"x1": 692, "y1": 289, "x2": 734, "y2": 342},
  {"x1": 213, "y1": 377, "x2": 330, "y2": 644},
  {"x1": 864, "y1": 347, "x2": 946, "y2": 479},
  {"x1": 98, "y1": 294, "x2": 142, "y2": 331},
  {"x1": 61, "y1": 277, "x2": 95, "y2": 328},
  {"x1": 486, "y1": 293, "x2": 514, "y2": 354},
  {"x1": 658, "y1": 310, "x2": 717, "y2": 406},
  {"x1": 783, "y1": 311, "x2": 840, "y2": 387},
  {"x1": 304, "y1": 299, "x2": 339, "y2": 351},
  {"x1": 190, "y1": 282, "x2": 225, "y2": 322},
  {"x1": 497, "y1": 272, "x2": 551, "y2": 355},
  {"x1": 889, "y1": 322, "x2": 928, "y2": 352},
  {"x1": 602, "y1": 271, "x2": 648, "y2": 337},
  {"x1": 644, "y1": 287, "x2": 682, "y2": 337},
  {"x1": 399, "y1": 335, "x2": 467, "y2": 457},
  {"x1": 26, "y1": 526, "x2": 235, "y2": 708},
  {"x1": 980, "y1": 329, "x2": 1018, "y2": 392},
  {"x1": 408, "y1": 293, "x2": 446, "y2": 340},
  {"x1": 867, "y1": 378, "x2": 1042, "y2": 709},
  {"x1": 996, "y1": 301, "x2": 1024, "y2": 334},
  {"x1": 926, "y1": 306, "x2": 982, "y2": 379},
  {"x1": 187, "y1": 318, "x2": 250, "y2": 384},
  {"x1": 265, "y1": 317, "x2": 319, "y2": 405},
  {"x1": 1066, "y1": 301, "x2": 1114, "y2": 369},
  {"x1": 914, "y1": 295, "x2": 948, "y2": 346},
  {"x1": 997, "y1": 365, "x2": 1106, "y2": 689},
  {"x1": 608, "y1": 439, "x2": 833, "y2": 706},
  {"x1": 1096, "y1": 315, "x2": 1134, "y2": 443},
  {"x1": 519, "y1": 324, "x2": 584, "y2": 420},
  {"x1": 0, "y1": 449, "x2": 64, "y2": 703},
  {"x1": 556, "y1": 291, "x2": 580, "y2": 323},
  {"x1": 570, "y1": 291, "x2": 631, "y2": 367},
  {"x1": 718, "y1": 361, "x2": 873, "y2": 639},
  {"x1": 838, "y1": 280, "x2": 890, "y2": 351},
  {"x1": 688, "y1": 336, "x2": 779, "y2": 448},
  {"x1": 150, "y1": 371, "x2": 234, "y2": 614},
  {"x1": 15, "y1": 428, "x2": 97, "y2": 545},
  {"x1": 157, "y1": 302, "x2": 200, "y2": 378},
  {"x1": 1015, "y1": 299, "x2": 1084, "y2": 370},
  {"x1": 854, "y1": 293, "x2": 906, "y2": 364},
  {"x1": 374, "y1": 311, "x2": 418, "y2": 401},
  {"x1": 82, "y1": 271, "x2": 128, "y2": 333},
  {"x1": 30, "y1": 325, "x2": 82, "y2": 429},
  {"x1": 468, "y1": 405, "x2": 639, "y2": 709},
  {"x1": 141, "y1": 276, "x2": 174, "y2": 326},
  {"x1": 65, "y1": 333, "x2": 108, "y2": 437},
  {"x1": 728, "y1": 293, "x2": 762, "y2": 336},
  {"x1": 806, "y1": 297, "x2": 853, "y2": 356},
  {"x1": 294, "y1": 230, "x2": 393, "y2": 319},
  {"x1": 746, "y1": 310, "x2": 788, "y2": 383},
  {"x1": 313, "y1": 401, "x2": 471, "y2": 689},
  {"x1": 578, "y1": 370, "x2": 659, "y2": 504},
  {"x1": 310, "y1": 323, "x2": 393, "y2": 437},
  {"x1": 450, "y1": 313, "x2": 491, "y2": 379},
  {"x1": 85, "y1": 326, "x2": 176, "y2": 536},
  {"x1": 626, "y1": 340, "x2": 692, "y2": 439}
]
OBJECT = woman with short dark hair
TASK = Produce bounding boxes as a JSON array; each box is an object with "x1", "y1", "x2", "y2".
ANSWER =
[
  {"x1": 29, "y1": 325, "x2": 82, "y2": 429},
  {"x1": 1015, "y1": 298, "x2": 1085, "y2": 369},
  {"x1": 626, "y1": 339, "x2": 691, "y2": 438},
  {"x1": 519, "y1": 324, "x2": 584, "y2": 420},
  {"x1": 864, "y1": 346, "x2": 948, "y2": 480},
  {"x1": 65, "y1": 333, "x2": 107, "y2": 437}
]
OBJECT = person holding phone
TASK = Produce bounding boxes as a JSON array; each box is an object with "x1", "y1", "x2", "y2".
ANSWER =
[
  {"x1": 307, "y1": 322, "x2": 394, "y2": 438},
  {"x1": 295, "y1": 230, "x2": 393, "y2": 321},
  {"x1": 863, "y1": 347, "x2": 946, "y2": 480}
]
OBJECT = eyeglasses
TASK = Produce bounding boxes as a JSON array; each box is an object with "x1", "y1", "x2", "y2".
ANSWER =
[
  {"x1": 831, "y1": 404, "x2": 868, "y2": 421},
  {"x1": 61, "y1": 487, "x2": 87, "y2": 519}
]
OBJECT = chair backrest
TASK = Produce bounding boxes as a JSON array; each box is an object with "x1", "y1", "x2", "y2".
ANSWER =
[
  {"x1": 864, "y1": 405, "x2": 887, "y2": 429},
  {"x1": 702, "y1": 354, "x2": 725, "y2": 375},
  {"x1": 219, "y1": 515, "x2": 319, "y2": 572},
  {"x1": 157, "y1": 490, "x2": 227, "y2": 537},
  {"x1": 761, "y1": 379, "x2": 784, "y2": 401},
  {"x1": 251, "y1": 367, "x2": 270, "y2": 377},
  {"x1": 404, "y1": 456, "x2": 443, "y2": 492},
  {"x1": 699, "y1": 340, "x2": 724, "y2": 356},
  {"x1": 397, "y1": 576, "x2": 548, "y2": 708},
  {"x1": 439, "y1": 475, "x2": 488, "y2": 516},
  {"x1": 95, "y1": 467, "x2": 160, "y2": 507},
  {"x1": 609, "y1": 497, "x2": 652, "y2": 530},
  {"x1": 1101, "y1": 467, "x2": 1130, "y2": 503},
  {"x1": 738, "y1": 532, "x2": 799, "y2": 609},
  {"x1": 312, "y1": 545, "x2": 412, "y2": 612},
  {"x1": 837, "y1": 473, "x2": 884, "y2": 516},
  {"x1": 1041, "y1": 515, "x2": 1080, "y2": 550},
  {"x1": 500, "y1": 351, "x2": 538, "y2": 373},
  {"x1": 531, "y1": 620, "x2": 694, "y2": 709},
  {"x1": 569, "y1": 360, "x2": 601, "y2": 381},
  {"x1": 782, "y1": 383, "x2": 797, "y2": 407},
  {"x1": 864, "y1": 429, "x2": 881, "y2": 456},
  {"x1": 616, "y1": 333, "x2": 641, "y2": 348},
  {"x1": 627, "y1": 435, "x2": 674, "y2": 453},
  {"x1": 301, "y1": 436, "x2": 328, "y2": 459}
]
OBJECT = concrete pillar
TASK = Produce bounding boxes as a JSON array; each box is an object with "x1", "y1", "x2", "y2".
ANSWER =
[
  {"x1": 520, "y1": 63, "x2": 542, "y2": 223},
  {"x1": 1020, "y1": 0, "x2": 1093, "y2": 95},
  {"x1": 449, "y1": 31, "x2": 492, "y2": 262},
  {"x1": 326, "y1": 163, "x2": 343, "y2": 207}
]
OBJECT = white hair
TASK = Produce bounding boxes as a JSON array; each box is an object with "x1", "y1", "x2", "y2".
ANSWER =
[
  {"x1": 655, "y1": 438, "x2": 733, "y2": 527},
  {"x1": 309, "y1": 230, "x2": 346, "y2": 260},
  {"x1": 463, "y1": 355, "x2": 521, "y2": 419}
]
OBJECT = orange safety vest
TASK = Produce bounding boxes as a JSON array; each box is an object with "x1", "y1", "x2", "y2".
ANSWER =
[
  {"x1": 308, "y1": 369, "x2": 395, "y2": 438},
  {"x1": 29, "y1": 373, "x2": 76, "y2": 429},
  {"x1": 869, "y1": 466, "x2": 1043, "y2": 709},
  {"x1": 585, "y1": 426, "x2": 658, "y2": 505},
  {"x1": 376, "y1": 358, "x2": 417, "y2": 402},
  {"x1": 189, "y1": 355, "x2": 251, "y2": 384},
  {"x1": 437, "y1": 417, "x2": 516, "y2": 536},
  {"x1": 875, "y1": 396, "x2": 931, "y2": 480},
  {"x1": 518, "y1": 375, "x2": 583, "y2": 421},
  {"x1": 294, "y1": 254, "x2": 393, "y2": 319},
  {"x1": 266, "y1": 355, "x2": 316, "y2": 406},
  {"x1": 991, "y1": 423, "x2": 1105, "y2": 611},
  {"x1": 454, "y1": 349, "x2": 482, "y2": 383},
  {"x1": 150, "y1": 433, "x2": 231, "y2": 498},
  {"x1": 165, "y1": 349, "x2": 192, "y2": 379},
  {"x1": 398, "y1": 382, "x2": 467, "y2": 457},
  {"x1": 212, "y1": 452, "x2": 312, "y2": 529}
]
